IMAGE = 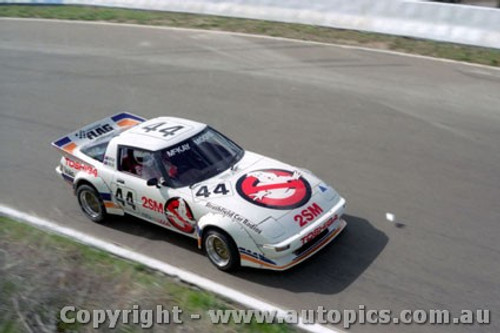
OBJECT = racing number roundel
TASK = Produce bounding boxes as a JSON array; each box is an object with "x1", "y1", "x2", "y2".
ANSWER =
[
  {"x1": 164, "y1": 198, "x2": 196, "y2": 233},
  {"x1": 236, "y1": 169, "x2": 311, "y2": 210}
]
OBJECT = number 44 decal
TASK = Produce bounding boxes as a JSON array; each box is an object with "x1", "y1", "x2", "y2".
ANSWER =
[
  {"x1": 115, "y1": 187, "x2": 136, "y2": 210},
  {"x1": 141, "y1": 122, "x2": 184, "y2": 137},
  {"x1": 194, "y1": 182, "x2": 232, "y2": 200}
]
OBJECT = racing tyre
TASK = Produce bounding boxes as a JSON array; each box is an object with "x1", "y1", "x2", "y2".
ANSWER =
[
  {"x1": 204, "y1": 230, "x2": 240, "y2": 272},
  {"x1": 76, "y1": 184, "x2": 107, "y2": 223}
]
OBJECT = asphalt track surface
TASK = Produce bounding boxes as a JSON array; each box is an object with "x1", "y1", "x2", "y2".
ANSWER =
[{"x1": 1, "y1": 19, "x2": 499, "y2": 333}]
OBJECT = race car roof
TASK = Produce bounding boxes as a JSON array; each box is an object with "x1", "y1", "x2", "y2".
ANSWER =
[{"x1": 115, "y1": 117, "x2": 207, "y2": 151}]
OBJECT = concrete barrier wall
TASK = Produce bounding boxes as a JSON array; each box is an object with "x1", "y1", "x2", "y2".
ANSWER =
[{"x1": 1, "y1": 0, "x2": 499, "y2": 49}]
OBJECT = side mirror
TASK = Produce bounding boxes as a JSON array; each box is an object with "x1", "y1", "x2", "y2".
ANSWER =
[
  {"x1": 146, "y1": 178, "x2": 159, "y2": 187},
  {"x1": 147, "y1": 177, "x2": 167, "y2": 188}
]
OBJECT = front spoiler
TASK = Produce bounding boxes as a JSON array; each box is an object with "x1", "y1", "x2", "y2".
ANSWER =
[{"x1": 239, "y1": 218, "x2": 347, "y2": 271}]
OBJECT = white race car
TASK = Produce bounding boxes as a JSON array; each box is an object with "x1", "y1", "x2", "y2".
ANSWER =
[{"x1": 52, "y1": 113, "x2": 346, "y2": 271}]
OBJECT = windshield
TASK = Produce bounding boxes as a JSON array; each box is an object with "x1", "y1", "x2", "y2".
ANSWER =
[{"x1": 157, "y1": 127, "x2": 244, "y2": 188}]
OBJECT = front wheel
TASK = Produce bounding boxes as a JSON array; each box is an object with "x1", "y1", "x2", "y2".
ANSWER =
[
  {"x1": 76, "y1": 184, "x2": 107, "y2": 223},
  {"x1": 204, "y1": 230, "x2": 240, "y2": 272}
]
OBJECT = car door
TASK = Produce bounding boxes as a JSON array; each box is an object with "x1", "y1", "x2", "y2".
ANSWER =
[
  {"x1": 112, "y1": 146, "x2": 198, "y2": 237},
  {"x1": 111, "y1": 146, "x2": 162, "y2": 218}
]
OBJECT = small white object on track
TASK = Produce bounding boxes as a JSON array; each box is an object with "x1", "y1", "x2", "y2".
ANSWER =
[{"x1": 386, "y1": 212, "x2": 395, "y2": 222}]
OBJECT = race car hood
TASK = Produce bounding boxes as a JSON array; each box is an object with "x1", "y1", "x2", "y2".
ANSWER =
[{"x1": 195, "y1": 151, "x2": 342, "y2": 243}]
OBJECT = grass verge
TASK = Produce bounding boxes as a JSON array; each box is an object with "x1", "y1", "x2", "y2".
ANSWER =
[
  {"x1": 0, "y1": 4, "x2": 499, "y2": 67},
  {"x1": 0, "y1": 216, "x2": 296, "y2": 332}
]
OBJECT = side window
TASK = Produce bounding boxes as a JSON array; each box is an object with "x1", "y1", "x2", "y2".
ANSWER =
[
  {"x1": 81, "y1": 141, "x2": 110, "y2": 162},
  {"x1": 118, "y1": 147, "x2": 161, "y2": 180}
]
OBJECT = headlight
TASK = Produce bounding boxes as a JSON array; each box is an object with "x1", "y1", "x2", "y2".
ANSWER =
[{"x1": 260, "y1": 244, "x2": 290, "y2": 252}]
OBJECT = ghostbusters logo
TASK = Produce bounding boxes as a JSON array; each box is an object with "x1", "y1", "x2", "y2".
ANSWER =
[
  {"x1": 236, "y1": 169, "x2": 311, "y2": 210},
  {"x1": 164, "y1": 197, "x2": 196, "y2": 233}
]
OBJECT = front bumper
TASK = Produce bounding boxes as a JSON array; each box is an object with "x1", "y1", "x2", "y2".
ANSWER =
[{"x1": 239, "y1": 198, "x2": 347, "y2": 270}]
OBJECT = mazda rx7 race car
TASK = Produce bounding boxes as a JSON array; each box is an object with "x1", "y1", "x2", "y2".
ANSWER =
[{"x1": 52, "y1": 113, "x2": 347, "y2": 271}]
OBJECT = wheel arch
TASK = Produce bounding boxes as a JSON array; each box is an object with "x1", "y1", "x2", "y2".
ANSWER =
[
  {"x1": 197, "y1": 213, "x2": 262, "y2": 255},
  {"x1": 199, "y1": 225, "x2": 234, "y2": 251},
  {"x1": 73, "y1": 174, "x2": 124, "y2": 215},
  {"x1": 74, "y1": 178, "x2": 98, "y2": 193}
]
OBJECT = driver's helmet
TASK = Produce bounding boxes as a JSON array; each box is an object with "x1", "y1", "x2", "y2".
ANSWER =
[{"x1": 134, "y1": 150, "x2": 154, "y2": 167}]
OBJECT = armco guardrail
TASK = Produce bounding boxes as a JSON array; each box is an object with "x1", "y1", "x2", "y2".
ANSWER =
[{"x1": 1, "y1": 0, "x2": 499, "y2": 49}]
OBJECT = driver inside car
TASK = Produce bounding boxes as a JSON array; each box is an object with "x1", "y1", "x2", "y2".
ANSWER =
[
  {"x1": 161, "y1": 152, "x2": 178, "y2": 179},
  {"x1": 127, "y1": 149, "x2": 162, "y2": 180}
]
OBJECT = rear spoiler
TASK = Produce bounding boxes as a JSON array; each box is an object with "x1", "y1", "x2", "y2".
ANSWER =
[{"x1": 51, "y1": 112, "x2": 146, "y2": 155}]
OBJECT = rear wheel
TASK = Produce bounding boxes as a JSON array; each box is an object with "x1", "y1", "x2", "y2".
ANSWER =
[
  {"x1": 204, "y1": 230, "x2": 240, "y2": 272},
  {"x1": 76, "y1": 184, "x2": 107, "y2": 223}
]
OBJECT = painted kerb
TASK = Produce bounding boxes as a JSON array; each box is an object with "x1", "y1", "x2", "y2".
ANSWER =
[{"x1": 0, "y1": 204, "x2": 341, "y2": 333}]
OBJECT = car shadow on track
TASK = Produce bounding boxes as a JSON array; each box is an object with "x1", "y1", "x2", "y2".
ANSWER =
[
  {"x1": 103, "y1": 214, "x2": 202, "y2": 254},
  {"x1": 101, "y1": 214, "x2": 387, "y2": 295},
  {"x1": 232, "y1": 214, "x2": 388, "y2": 294}
]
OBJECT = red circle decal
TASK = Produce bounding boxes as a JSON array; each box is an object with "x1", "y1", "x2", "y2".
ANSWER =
[
  {"x1": 236, "y1": 169, "x2": 311, "y2": 210},
  {"x1": 164, "y1": 197, "x2": 196, "y2": 233}
]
